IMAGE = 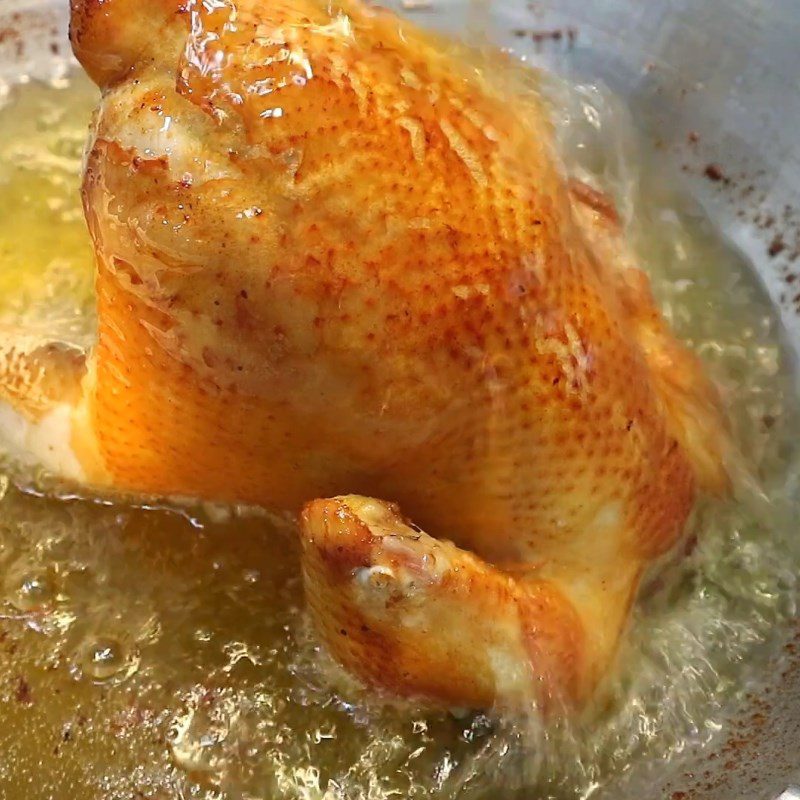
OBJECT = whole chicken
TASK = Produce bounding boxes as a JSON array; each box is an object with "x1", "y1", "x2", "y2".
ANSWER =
[{"x1": 0, "y1": 0, "x2": 729, "y2": 710}]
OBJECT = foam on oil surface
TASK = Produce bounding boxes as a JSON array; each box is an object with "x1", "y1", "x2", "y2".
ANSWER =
[{"x1": 0, "y1": 70, "x2": 798, "y2": 800}]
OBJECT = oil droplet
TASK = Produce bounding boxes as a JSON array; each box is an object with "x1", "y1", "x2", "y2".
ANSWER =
[
  {"x1": 80, "y1": 637, "x2": 140, "y2": 683},
  {"x1": 6, "y1": 567, "x2": 56, "y2": 612}
]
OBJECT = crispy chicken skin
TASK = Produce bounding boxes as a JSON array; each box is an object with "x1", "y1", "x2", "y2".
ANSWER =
[{"x1": 0, "y1": 0, "x2": 729, "y2": 710}]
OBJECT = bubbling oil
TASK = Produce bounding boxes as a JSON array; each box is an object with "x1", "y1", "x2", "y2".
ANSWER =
[{"x1": 0, "y1": 70, "x2": 798, "y2": 800}]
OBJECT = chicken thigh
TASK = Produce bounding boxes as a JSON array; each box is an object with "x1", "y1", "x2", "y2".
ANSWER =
[{"x1": 0, "y1": 0, "x2": 729, "y2": 710}]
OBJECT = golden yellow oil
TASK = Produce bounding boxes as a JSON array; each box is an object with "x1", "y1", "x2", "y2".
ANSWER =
[
  {"x1": 0, "y1": 72, "x2": 798, "y2": 800},
  {"x1": 0, "y1": 75, "x2": 96, "y2": 345}
]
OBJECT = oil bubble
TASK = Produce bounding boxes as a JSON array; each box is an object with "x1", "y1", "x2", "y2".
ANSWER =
[
  {"x1": 79, "y1": 636, "x2": 141, "y2": 683},
  {"x1": 5, "y1": 565, "x2": 57, "y2": 612},
  {"x1": 169, "y1": 690, "x2": 241, "y2": 783}
]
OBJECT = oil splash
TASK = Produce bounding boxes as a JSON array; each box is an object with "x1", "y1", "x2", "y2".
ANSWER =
[{"x1": 0, "y1": 71, "x2": 798, "y2": 800}]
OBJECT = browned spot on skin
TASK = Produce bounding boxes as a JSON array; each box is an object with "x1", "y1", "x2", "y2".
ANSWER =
[
  {"x1": 130, "y1": 155, "x2": 169, "y2": 176},
  {"x1": 569, "y1": 179, "x2": 620, "y2": 226},
  {"x1": 0, "y1": 27, "x2": 20, "y2": 45},
  {"x1": 704, "y1": 163, "x2": 726, "y2": 183},
  {"x1": 301, "y1": 500, "x2": 376, "y2": 576}
]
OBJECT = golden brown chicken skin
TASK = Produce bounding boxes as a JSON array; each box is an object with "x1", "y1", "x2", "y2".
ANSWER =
[{"x1": 0, "y1": 0, "x2": 728, "y2": 711}]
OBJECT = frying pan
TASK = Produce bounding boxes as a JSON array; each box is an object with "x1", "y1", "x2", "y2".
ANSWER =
[{"x1": 1, "y1": 0, "x2": 798, "y2": 798}]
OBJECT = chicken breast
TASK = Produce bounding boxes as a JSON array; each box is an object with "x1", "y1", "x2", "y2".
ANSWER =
[{"x1": 0, "y1": 0, "x2": 729, "y2": 710}]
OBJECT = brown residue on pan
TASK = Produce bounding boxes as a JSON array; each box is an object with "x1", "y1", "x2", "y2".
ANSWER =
[
  {"x1": 15, "y1": 675, "x2": 32, "y2": 705},
  {"x1": 769, "y1": 236, "x2": 786, "y2": 258},
  {"x1": 512, "y1": 27, "x2": 578, "y2": 48},
  {"x1": 703, "y1": 163, "x2": 727, "y2": 183},
  {"x1": 664, "y1": 623, "x2": 800, "y2": 799}
]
